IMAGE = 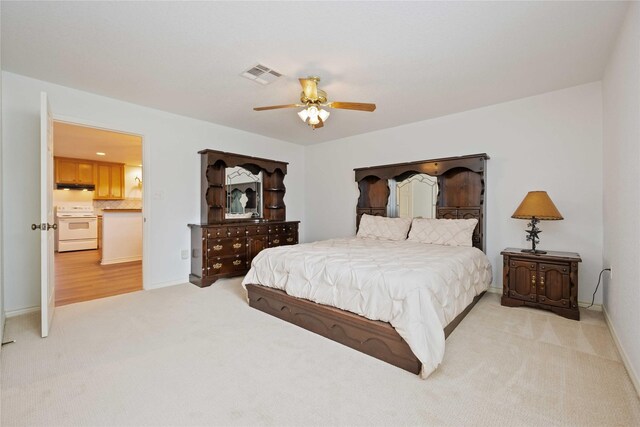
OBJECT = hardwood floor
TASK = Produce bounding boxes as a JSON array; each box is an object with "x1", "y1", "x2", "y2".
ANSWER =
[{"x1": 55, "y1": 249, "x2": 142, "y2": 306}]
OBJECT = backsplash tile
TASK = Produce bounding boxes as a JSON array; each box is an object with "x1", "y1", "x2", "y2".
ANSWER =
[{"x1": 94, "y1": 198, "x2": 142, "y2": 214}]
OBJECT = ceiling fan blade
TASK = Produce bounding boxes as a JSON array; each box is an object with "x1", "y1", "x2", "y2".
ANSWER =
[
  {"x1": 253, "y1": 104, "x2": 301, "y2": 111},
  {"x1": 327, "y1": 102, "x2": 376, "y2": 112},
  {"x1": 299, "y1": 78, "x2": 318, "y2": 100}
]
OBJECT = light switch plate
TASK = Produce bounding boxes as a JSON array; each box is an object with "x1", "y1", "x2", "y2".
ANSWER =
[{"x1": 181, "y1": 249, "x2": 189, "y2": 260}]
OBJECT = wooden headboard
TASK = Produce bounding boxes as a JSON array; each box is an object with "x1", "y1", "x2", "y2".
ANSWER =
[{"x1": 354, "y1": 153, "x2": 489, "y2": 252}]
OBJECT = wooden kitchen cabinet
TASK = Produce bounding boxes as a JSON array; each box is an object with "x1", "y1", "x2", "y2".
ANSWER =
[
  {"x1": 501, "y1": 248, "x2": 581, "y2": 320},
  {"x1": 54, "y1": 157, "x2": 95, "y2": 185},
  {"x1": 95, "y1": 163, "x2": 125, "y2": 200}
]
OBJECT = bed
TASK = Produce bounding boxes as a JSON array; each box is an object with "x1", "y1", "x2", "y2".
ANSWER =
[
  {"x1": 243, "y1": 237, "x2": 491, "y2": 378},
  {"x1": 243, "y1": 153, "x2": 490, "y2": 377}
]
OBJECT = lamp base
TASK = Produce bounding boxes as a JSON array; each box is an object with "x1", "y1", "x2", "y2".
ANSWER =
[{"x1": 521, "y1": 249, "x2": 547, "y2": 254}]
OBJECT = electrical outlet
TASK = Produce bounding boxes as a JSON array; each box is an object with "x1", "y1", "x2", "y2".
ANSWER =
[{"x1": 181, "y1": 249, "x2": 189, "y2": 260}]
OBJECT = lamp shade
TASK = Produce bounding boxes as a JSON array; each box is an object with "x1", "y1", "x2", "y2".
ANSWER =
[{"x1": 511, "y1": 191, "x2": 563, "y2": 220}]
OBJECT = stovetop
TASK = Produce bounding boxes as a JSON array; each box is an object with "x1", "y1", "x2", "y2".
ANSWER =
[{"x1": 55, "y1": 205, "x2": 96, "y2": 217}]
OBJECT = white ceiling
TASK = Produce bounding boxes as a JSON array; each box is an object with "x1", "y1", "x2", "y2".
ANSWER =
[
  {"x1": 1, "y1": 1, "x2": 629, "y2": 145},
  {"x1": 53, "y1": 121, "x2": 142, "y2": 165}
]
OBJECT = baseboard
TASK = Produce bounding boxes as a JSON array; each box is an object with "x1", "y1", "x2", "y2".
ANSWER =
[
  {"x1": 578, "y1": 301, "x2": 602, "y2": 311},
  {"x1": 488, "y1": 286, "x2": 602, "y2": 311},
  {"x1": 144, "y1": 279, "x2": 188, "y2": 291},
  {"x1": 603, "y1": 306, "x2": 640, "y2": 399},
  {"x1": 100, "y1": 255, "x2": 142, "y2": 265},
  {"x1": 6, "y1": 306, "x2": 40, "y2": 318}
]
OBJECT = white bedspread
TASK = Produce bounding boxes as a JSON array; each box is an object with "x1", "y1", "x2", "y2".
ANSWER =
[{"x1": 242, "y1": 237, "x2": 492, "y2": 378}]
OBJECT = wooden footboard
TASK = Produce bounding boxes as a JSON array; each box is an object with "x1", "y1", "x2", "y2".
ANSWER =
[{"x1": 246, "y1": 284, "x2": 486, "y2": 375}]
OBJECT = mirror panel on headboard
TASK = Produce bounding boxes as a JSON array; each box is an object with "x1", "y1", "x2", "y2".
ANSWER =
[
  {"x1": 388, "y1": 173, "x2": 438, "y2": 219},
  {"x1": 354, "y1": 153, "x2": 489, "y2": 252}
]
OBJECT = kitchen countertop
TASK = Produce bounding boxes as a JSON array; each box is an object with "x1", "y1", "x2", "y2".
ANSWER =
[{"x1": 101, "y1": 209, "x2": 142, "y2": 213}]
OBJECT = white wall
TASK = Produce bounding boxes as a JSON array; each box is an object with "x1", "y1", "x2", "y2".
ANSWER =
[
  {"x1": 602, "y1": 3, "x2": 640, "y2": 393},
  {"x1": 305, "y1": 82, "x2": 604, "y2": 303},
  {"x1": 124, "y1": 165, "x2": 143, "y2": 200},
  {"x1": 1, "y1": 71, "x2": 305, "y2": 312}
]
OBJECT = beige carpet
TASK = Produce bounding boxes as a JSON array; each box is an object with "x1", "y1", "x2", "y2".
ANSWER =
[{"x1": 2, "y1": 278, "x2": 639, "y2": 426}]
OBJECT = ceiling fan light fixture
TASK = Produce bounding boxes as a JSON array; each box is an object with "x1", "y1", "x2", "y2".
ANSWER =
[
  {"x1": 297, "y1": 109, "x2": 309, "y2": 122},
  {"x1": 318, "y1": 108, "x2": 330, "y2": 122},
  {"x1": 306, "y1": 105, "x2": 320, "y2": 125}
]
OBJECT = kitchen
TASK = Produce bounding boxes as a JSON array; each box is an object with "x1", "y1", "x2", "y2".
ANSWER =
[{"x1": 53, "y1": 122, "x2": 143, "y2": 306}]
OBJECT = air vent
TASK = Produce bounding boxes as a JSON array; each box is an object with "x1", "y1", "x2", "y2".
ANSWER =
[{"x1": 241, "y1": 64, "x2": 282, "y2": 85}]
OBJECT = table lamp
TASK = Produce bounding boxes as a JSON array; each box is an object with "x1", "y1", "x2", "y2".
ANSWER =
[{"x1": 511, "y1": 191, "x2": 563, "y2": 254}]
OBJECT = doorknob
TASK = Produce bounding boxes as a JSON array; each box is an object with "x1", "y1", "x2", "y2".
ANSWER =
[{"x1": 31, "y1": 223, "x2": 57, "y2": 231}]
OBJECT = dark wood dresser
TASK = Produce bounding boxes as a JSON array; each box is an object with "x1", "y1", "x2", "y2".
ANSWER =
[
  {"x1": 501, "y1": 248, "x2": 581, "y2": 320},
  {"x1": 189, "y1": 149, "x2": 300, "y2": 288},
  {"x1": 189, "y1": 220, "x2": 299, "y2": 287}
]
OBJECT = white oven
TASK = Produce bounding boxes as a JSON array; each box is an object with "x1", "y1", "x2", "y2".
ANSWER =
[{"x1": 55, "y1": 206, "x2": 98, "y2": 252}]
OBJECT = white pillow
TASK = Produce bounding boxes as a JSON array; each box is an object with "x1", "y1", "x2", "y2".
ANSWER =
[
  {"x1": 408, "y1": 218, "x2": 478, "y2": 247},
  {"x1": 357, "y1": 214, "x2": 412, "y2": 241}
]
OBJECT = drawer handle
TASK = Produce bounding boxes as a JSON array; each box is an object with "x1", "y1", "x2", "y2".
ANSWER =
[
  {"x1": 540, "y1": 276, "x2": 545, "y2": 285},
  {"x1": 286, "y1": 237, "x2": 293, "y2": 242},
  {"x1": 272, "y1": 239, "x2": 280, "y2": 244},
  {"x1": 212, "y1": 263, "x2": 222, "y2": 269},
  {"x1": 233, "y1": 243, "x2": 242, "y2": 249},
  {"x1": 213, "y1": 245, "x2": 223, "y2": 251},
  {"x1": 207, "y1": 233, "x2": 211, "y2": 238},
  {"x1": 233, "y1": 260, "x2": 242, "y2": 266}
]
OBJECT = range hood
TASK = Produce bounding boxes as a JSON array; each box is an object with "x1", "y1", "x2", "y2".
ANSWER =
[{"x1": 56, "y1": 183, "x2": 96, "y2": 191}]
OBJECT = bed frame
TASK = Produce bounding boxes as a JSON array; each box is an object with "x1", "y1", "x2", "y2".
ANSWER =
[{"x1": 245, "y1": 153, "x2": 489, "y2": 374}]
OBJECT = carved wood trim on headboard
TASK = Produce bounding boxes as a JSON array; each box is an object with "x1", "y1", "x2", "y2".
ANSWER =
[{"x1": 354, "y1": 153, "x2": 489, "y2": 252}]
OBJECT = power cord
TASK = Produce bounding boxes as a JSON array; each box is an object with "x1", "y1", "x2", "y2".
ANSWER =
[{"x1": 587, "y1": 268, "x2": 611, "y2": 308}]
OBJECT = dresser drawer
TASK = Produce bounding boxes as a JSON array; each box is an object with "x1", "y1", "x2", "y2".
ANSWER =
[
  {"x1": 227, "y1": 226, "x2": 246, "y2": 237},
  {"x1": 203, "y1": 227, "x2": 226, "y2": 239},
  {"x1": 282, "y1": 223, "x2": 298, "y2": 234},
  {"x1": 269, "y1": 233, "x2": 297, "y2": 247},
  {"x1": 268, "y1": 224, "x2": 283, "y2": 235},
  {"x1": 246, "y1": 225, "x2": 269, "y2": 236},
  {"x1": 206, "y1": 255, "x2": 247, "y2": 275},
  {"x1": 206, "y1": 237, "x2": 246, "y2": 257}
]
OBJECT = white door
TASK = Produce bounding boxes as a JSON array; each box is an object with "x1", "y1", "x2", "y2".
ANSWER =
[{"x1": 40, "y1": 92, "x2": 55, "y2": 337}]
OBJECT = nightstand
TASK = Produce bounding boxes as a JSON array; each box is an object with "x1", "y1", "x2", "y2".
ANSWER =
[{"x1": 501, "y1": 248, "x2": 582, "y2": 320}]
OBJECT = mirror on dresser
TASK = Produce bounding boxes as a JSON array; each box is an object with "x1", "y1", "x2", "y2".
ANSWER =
[
  {"x1": 225, "y1": 166, "x2": 262, "y2": 219},
  {"x1": 387, "y1": 173, "x2": 438, "y2": 219}
]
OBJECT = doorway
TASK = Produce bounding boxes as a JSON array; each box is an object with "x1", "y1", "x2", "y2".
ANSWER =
[{"x1": 52, "y1": 121, "x2": 144, "y2": 306}]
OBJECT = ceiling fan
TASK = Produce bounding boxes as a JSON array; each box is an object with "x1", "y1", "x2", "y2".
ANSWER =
[{"x1": 253, "y1": 77, "x2": 376, "y2": 130}]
